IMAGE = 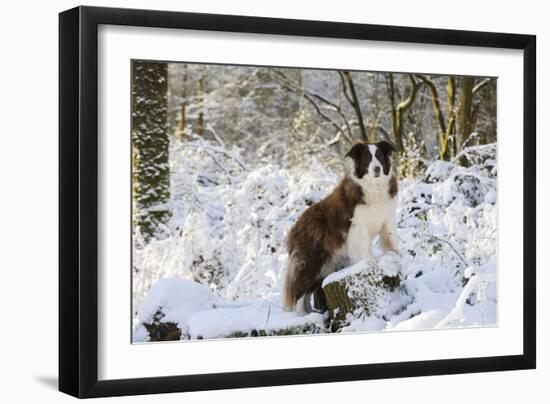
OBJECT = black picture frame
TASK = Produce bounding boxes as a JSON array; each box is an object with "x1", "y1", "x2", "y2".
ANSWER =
[{"x1": 59, "y1": 5, "x2": 536, "y2": 398}]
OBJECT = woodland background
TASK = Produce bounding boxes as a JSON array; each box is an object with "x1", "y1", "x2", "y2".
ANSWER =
[
  {"x1": 132, "y1": 61, "x2": 498, "y2": 341},
  {"x1": 133, "y1": 62, "x2": 496, "y2": 241}
]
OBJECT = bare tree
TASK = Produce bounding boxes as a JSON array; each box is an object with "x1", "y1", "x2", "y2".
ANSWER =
[
  {"x1": 273, "y1": 69, "x2": 375, "y2": 144},
  {"x1": 385, "y1": 73, "x2": 419, "y2": 153},
  {"x1": 273, "y1": 70, "x2": 354, "y2": 142},
  {"x1": 175, "y1": 66, "x2": 188, "y2": 141},
  {"x1": 447, "y1": 77, "x2": 457, "y2": 156},
  {"x1": 197, "y1": 75, "x2": 206, "y2": 136},
  {"x1": 416, "y1": 75, "x2": 456, "y2": 160},
  {"x1": 457, "y1": 76, "x2": 475, "y2": 152},
  {"x1": 339, "y1": 71, "x2": 367, "y2": 141},
  {"x1": 473, "y1": 78, "x2": 497, "y2": 145}
]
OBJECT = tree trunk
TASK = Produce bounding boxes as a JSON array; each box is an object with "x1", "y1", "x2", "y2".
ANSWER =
[
  {"x1": 417, "y1": 75, "x2": 448, "y2": 160},
  {"x1": 342, "y1": 71, "x2": 368, "y2": 141},
  {"x1": 176, "y1": 68, "x2": 188, "y2": 141},
  {"x1": 176, "y1": 102, "x2": 187, "y2": 140},
  {"x1": 447, "y1": 77, "x2": 457, "y2": 157},
  {"x1": 467, "y1": 102, "x2": 480, "y2": 147},
  {"x1": 457, "y1": 76, "x2": 475, "y2": 153},
  {"x1": 386, "y1": 73, "x2": 401, "y2": 152},
  {"x1": 386, "y1": 73, "x2": 419, "y2": 154},
  {"x1": 132, "y1": 61, "x2": 171, "y2": 242},
  {"x1": 197, "y1": 75, "x2": 206, "y2": 136}
]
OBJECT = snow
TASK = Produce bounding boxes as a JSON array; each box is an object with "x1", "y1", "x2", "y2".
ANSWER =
[
  {"x1": 133, "y1": 137, "x2": 497, "y2": 341},
  {"x1": 137, "y1": 278, "x2": 221, "y2": 325},
  {"x1": 133, "y1": 278, "x2": 221, "y2": 341},
  {"x1": 322, "y1": 252, "x2": 402, "y2": 288},
  {"x1": 133, "y1": 277, "x2": 324, "y2": 341},
  {"x1": 322, "y1": 261, "x2": 372, "y2": 288},
  {"x1": 187, "y1": 303, "x2": 323, "y2": 339}
]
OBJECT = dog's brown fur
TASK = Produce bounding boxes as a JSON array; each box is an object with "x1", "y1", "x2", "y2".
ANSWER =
[{"x1": 283, "y1": 177, "x2": 364, "y2": 310}]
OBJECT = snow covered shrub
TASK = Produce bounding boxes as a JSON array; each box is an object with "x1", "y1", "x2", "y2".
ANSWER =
[
  {"x1": 397, "y1": 132, "x2": 429, "y2": 179},
  {"x1": 133, "y1": 137, "x2": 337, "y2": 310},
  {"x1": 133, "y1": 138, "x2": 497, "y2": 340}
]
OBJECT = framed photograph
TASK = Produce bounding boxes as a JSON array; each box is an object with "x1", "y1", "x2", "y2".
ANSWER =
[{"x1": 59, "y1": 6, "x2": 536, "y2": 398}]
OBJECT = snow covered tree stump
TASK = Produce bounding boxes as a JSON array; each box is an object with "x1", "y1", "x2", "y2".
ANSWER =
[{"x1": 322, "y1": 255, "x2": 401, "y2": 331}]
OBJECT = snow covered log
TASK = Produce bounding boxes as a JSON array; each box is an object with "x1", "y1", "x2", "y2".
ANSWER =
[
  {"x1": 141, "y1": 309, "x2": 324, "y2": 341},
  {"x1": 322, "y1": 255, "x2": 401, "y2": 330},
  {"x1": 135, "y1": 278, "x2": 325, "y2": 342},
  {"x1": 144, "y1": 318, "x2": 182, "y2": 341}
]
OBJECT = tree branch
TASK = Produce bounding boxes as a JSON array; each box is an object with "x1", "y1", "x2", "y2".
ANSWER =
[
  {"x1": 301, "y1": 92, "x2": 353, "y2": 142},
  {"x1": 337, "y1": 71, "x2": 354, "y2": 106},
  {"x1": 472, "y1": 78, "x2": 492, "y2": 95},
  {"x1": 342, "y1": 71, "x2": 368, "y2": 141},
  {"x1": 416, "y1": 75, "x2": 449, "y2": 159},
  {"x1": 397, "y1": 75, "x2": 419, "y2": 112},
  {"x1": 272, "y1": 69, "x2": 354, "y2": 141}
]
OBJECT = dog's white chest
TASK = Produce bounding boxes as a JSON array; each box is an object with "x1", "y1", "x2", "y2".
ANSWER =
[
  {"x1": 350, "y1": 203, "x2": 387, "y2": 238},
  {"x1": 345, "y1": 195, "x2": 396, "y2": 263}
]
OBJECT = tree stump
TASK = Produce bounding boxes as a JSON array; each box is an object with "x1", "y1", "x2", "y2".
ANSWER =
[{"x1": 322, "y1": 258, "x2": 401, "y2": 331}]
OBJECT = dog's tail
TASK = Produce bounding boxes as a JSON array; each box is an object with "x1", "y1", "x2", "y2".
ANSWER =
[{"x1": 282, "y1": 255, "x2": 298, "y2": 311}]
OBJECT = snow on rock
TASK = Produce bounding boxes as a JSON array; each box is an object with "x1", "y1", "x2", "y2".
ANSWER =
[{"x1": 135, "y1": 277, "x2": 221, "y2": 341}]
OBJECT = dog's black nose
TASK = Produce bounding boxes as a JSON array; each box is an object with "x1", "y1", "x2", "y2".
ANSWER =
[{"x1": 373, "y1": 166, "x2": 381, "y2": 175}]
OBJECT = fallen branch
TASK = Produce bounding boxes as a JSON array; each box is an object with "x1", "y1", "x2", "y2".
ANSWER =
[
  {"x1": 205, "y1": 124, "x2": 226, "y2": 147},
  {"x1": 472, "y1": 78, "x2": 492, "y2": 95},
  {"x1": 424, "y1": 234, "x2": 470, "y2": 268},
  {"x1": 451, "y1": 143, "x2": 496, "y2": 165},
  {"x1": 435, "y1": 272, "x2": 496, "y2": 328},
  {"x1": 192, "y1": 134, "x2": 250, "y2": 172},
  {"x1": 202, "y1": 148, "x2": 232, "y2": 184}
]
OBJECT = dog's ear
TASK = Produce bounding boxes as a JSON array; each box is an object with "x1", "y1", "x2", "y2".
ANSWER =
[
  {"x1": 346, "y1": 143, "x2": 366, "y2": 162},
  {"x1": 346, "y1": 143, "x2": 369, "y2": 178},
  {"x1": 377, "y1": 140, "x2": 397, "y2": 156}
]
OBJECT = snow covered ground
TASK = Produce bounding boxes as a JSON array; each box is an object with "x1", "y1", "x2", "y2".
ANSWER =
[{"x1": 132, "y1": 137, "x2": 497, "y2": 342}]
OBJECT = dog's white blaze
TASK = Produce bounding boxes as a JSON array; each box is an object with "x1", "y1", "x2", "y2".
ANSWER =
[{"x1": 368, "y1": 144, "x2": 383, "y2": 174}]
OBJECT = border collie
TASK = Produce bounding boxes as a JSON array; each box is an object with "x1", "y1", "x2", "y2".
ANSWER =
[{"x1": 282, "y1": 141, "x2": 399, "y2": 313}]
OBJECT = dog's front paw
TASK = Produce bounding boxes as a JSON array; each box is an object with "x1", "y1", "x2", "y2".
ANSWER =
[
  {"x1": 363, "y1": 256, "x2": 377, "y2": 267},
  {"x1": 386, "y1": 248, "x2": 401, "y2": 257}
]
